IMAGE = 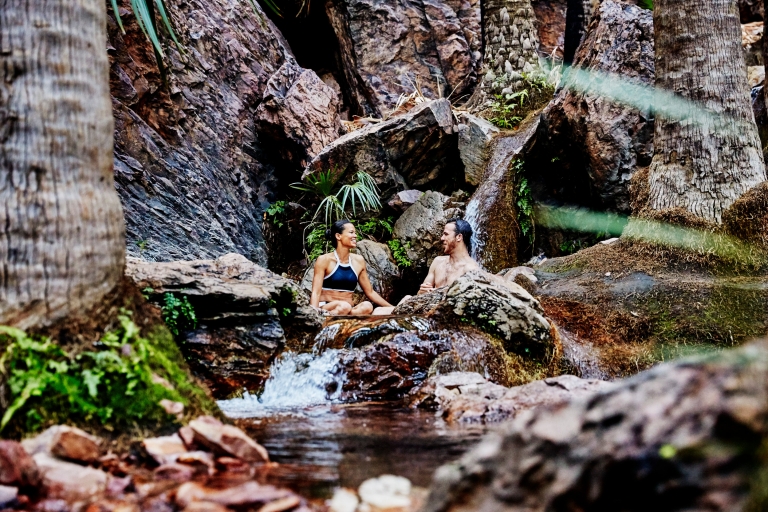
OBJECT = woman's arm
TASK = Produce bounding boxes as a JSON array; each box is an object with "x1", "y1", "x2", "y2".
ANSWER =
[
  {"x1": 310, "y1": 256, "x2": 327, "y2": 308},
  {"x1": 356, "y1": 259, "x2": 393, "y2": 307}
]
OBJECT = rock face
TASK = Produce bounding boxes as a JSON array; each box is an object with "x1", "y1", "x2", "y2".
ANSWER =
[
  {"x1": 109, "y1": 0, "x2": 341, "y2": 265},
  {"x1": 537, "y1": 1, "x2": 655, "y2": 213},
  {"x1": 126, "y1": 253, "x2": 322, "y2": 397},
  {"x1": 457, "y1": 113, "x2": 500, "y2": 187},
  {"x1": 410, "y1": 372, "x2": 614, "y2": 423},
  {"x1": 393, "y1": 191, "x2": 464, "y2": 274},
  {"x1": 531, "y1": 0, "x2": 567, "y2": 58},
  {"x1": 355, "y1": 240, "x2": 402, "y2": 302},
  {"x1": 422, "y1": 339, "x2": 768, "y2": 512},
  {"x1": 325, "y1": 0, "x2": 482, "y2": 116},
  {"x1": 303, "y1": 99, "x2": 463, "y2": 200},
  {"x1": 394, "y1": 270, "x2": 553, "y2": 357},
  {"x1": 254, "y1": 61, "x2": 344, "y2": 168},
  {"x1": 464, "y1": 115, "x2": 540, "y2": 272}
]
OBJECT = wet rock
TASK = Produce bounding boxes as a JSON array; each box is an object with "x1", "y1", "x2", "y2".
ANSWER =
[
  {"x1": 0, "y1": 485, "x2": 18, "y2": 508},
  {"x1": 126, "y1": 253, "x2": 322, "y2": 397},
  {"x1": 393, "y1": 191, "x2": 462, "y2": 274},
  {"x1": 325, "y1": 0, "x2": 481, "y2": 116},
  {"x1": 355, "y1": 240, "x2": 401, "y2": 302},
  {"x1": 182, "y1": 502, "x2": 230, "y2": 512},
  {"x1": 21, "y1": 426, "x2": 101, "y2": 464},
  {"x1": 531, "y1": 0, "x2": 567, "y2": 58},
  {"x1": 142, "y1": 435, "x2": 188, "y2": 466},
  {"x1": 109, "y1": 0, "x2": 296, "y2": 265},
  {"x1": 174, "y1": 481, "x2": 292, "y2": 508},
  {"x1": 421, "y1": 339, "x2": 768, "y2": 512},
  {"x1": 410, "y1": 372, "x2": 614, "y2": 423},
  {"x1": 154, "y1": 463, "x2": 196, "y2": 482},
  {"x1": 254, "y1": 61, "x2": 344, "y2": 168},
  {"x1": 456, "y1": 113, "x2": 499, "y2": 187},
  {"x1": 33, "y1": 453, "x2": 108, "y2": 502},
  {"x1": 395, "y1": 270, "x2": 552, "y2": 355},
  {"x1": 537, "y1": 1, "x2": 654, "y2": 214},
  {"x1": 465, "y1": 115, "x2": 539, "y2": 272},
  {"x1": 188, "y1": 416, "x2": 269, "y2": 462},
  {"x1": 0, "y1": 441, "x2": 40, "y2": 489},
  {"x1": 304, "y1": 100, "x2": 463, "y2": 200},
  {"x1": 387, "y1": 189, "x2": 424, "y2": 214}
]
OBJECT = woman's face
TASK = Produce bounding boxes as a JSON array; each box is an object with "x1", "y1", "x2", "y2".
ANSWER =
[{"x1": 336, "y1": 223, "x2": 357, "y2": 249}]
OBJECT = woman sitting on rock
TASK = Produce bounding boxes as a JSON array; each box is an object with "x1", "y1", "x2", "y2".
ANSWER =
[{"x1": 310, "y1": 219, "x2": 393, "y2": 315}]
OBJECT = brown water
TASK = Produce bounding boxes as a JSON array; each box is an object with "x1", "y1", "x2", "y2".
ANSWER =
[{"x1": 237, "y1": 403, "x2": 487, "y2": 499}]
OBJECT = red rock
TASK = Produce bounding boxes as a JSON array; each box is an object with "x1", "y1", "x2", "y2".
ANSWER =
[
  {"x1": 257, "y1": 495, "x2": 301, "y2": 512},
  {"x1": 84, "y1": 500, "x2": 140, "y2": 512},
  {"x1": 188, "y1": 418, "x2": 269, "y2": 463},
  {"x1": 154, "y1": 463, "x2": 196, "y2": 482},
  {"x1": 22, "y1": 426, "x2": 101, "y2": 464},
  {"x1": 0, "y1": 441, "x2": 40, "y2": 488},
  {"x1": 181, "y1": 502, "x2": 230, "y2": 512},
  {"x1": 142, "y1": 435, "x2": 187, "y2": 465},
  {"x1": 215, "y1": 457, "x2": 250, "y2": 473},
  {"x1": 33, "y1": 453, "x2": 109, "y2": 502},
  {"x1": 159, "y1": 399, "x2": 184, "y2": 420},
  {"x1": 178, "y1": 426, "x2": 197, "y2": 449},
  {"x1": 32, "y1": 499, "x2": 69, "y2": 512},
  {"x1": 175, "y1": 481, "x2": 290, "y2": 508}
]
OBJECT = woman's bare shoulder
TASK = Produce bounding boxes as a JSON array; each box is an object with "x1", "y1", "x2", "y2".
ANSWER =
[{"x1": 351, "y1": 253, "x2": 367, "y2": 268}]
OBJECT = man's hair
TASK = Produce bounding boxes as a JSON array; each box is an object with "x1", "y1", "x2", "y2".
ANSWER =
[{"x1": 446, "y1": 218, "x2": 473, "y2": 254}]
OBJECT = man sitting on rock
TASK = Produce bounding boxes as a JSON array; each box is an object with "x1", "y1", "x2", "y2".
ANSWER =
[{"x1": 373, "y1": 218, "x2": 479, "y2": 315}]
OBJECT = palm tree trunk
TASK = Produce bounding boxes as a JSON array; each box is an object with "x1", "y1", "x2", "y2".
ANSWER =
[
  {"x1": 0, "y1": 0, "x2": 125, "y2": 329},
  {"x1": 470, "y1": 0, "x2": 540, "y2": 109},
  {"x1": 647, "y1": 0, "x2": 765, "y2": 223}
]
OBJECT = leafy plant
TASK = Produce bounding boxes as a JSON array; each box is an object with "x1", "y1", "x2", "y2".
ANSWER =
[
  {"x1": 358, "y1": 217, "x2": 394, "y2": 240},
  {"x1": 637, "y1": 0, "x2": 653, "y2": 9},
  {"x1": 161, "y1": 293, "x2": 197, "y2": 337},
  {"x1": 110, "y1": 0, "x2": 182, "y2": 58},
  {"x1": 266, "y1": 200, "x2": 287, "y2": 228},
  {"x1": 487, "y1": 73, "x2": 555, "y2": 130},
  {"x1": 387, "y1": 239, "x2": 412, "y2": 268},
  {"x1": 513, "y1": 159, "x2": 535, "y2": 244},
  {"x1": 0, "y1": 314, "x2": 190, "y2": 434}
]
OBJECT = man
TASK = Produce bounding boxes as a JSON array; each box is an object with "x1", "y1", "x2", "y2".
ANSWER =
[
  {"x1": 418, "y1": 218, "x2": 479, "y2": 293},
  {"x1": 373, "y1": 218, "x2": 479, "y2": 314}
]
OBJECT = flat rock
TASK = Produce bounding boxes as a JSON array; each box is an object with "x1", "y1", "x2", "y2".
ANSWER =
[
  {"x1": 410, "y1": 372, "x2": 614, "y2": 423},
  {"x1": 387, "y1": 189, "x2": 424, "y2": 214},
  {"x1": 188, "y1": 417, "x2": 269, "y2": 463},
  {"x1": 174, "y1": 481, "x2": 291, "y2": 508},
  {"x1": 142, "y1": 435, "x2": 188, "y2": 466},
  {"x1": 304, "y1": 100, "x2": 463, "y2": 200},
  {"x1": 0, "y1": 441, "x2": 40, "y2": 488},
  {"x1": 422, "y1": 339, "x2": 768, "y2": 511},
  {"x1": 126, "y1": 253, "x2": 322, "y2": 397},
  {"x1": 457, "y1": 112, "x2": 499, "y2": 186},
  {"x1": 33, "y1": 453, "x2": 109, "y2": 502}
]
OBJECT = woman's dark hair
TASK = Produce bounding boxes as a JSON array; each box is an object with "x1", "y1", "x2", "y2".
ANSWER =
[
  {"x1": 446, "y1": 218, "x2": 473, "y2": 254},
  {"x1": 326, "y1": 219, "x2": 353, "y2": 245}
]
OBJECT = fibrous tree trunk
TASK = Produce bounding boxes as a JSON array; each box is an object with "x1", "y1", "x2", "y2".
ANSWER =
[
  {"x1": 0, "y1": 0, "x2": 125, "y2": 329},
  {"x1": 470, "y1": 0, "x2": 541, "y2": 109},
  {"x1": 563, "y1": 0, "x2": 597, "y2": 64},
  {"x1": 647, "y1": 0, "x2": 766, "y2": 223}
]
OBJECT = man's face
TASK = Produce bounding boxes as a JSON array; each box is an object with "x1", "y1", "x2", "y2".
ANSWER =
[{"x1": 441, "y1": 223, "x2": 461, "y2": 254}]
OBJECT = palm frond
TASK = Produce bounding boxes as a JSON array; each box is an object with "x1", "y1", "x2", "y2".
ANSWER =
[
  {"x1": 110, "y1": 0, "x2": 181, "y2": 57},
  {"x1": 338, "y1": 172, "x2": 381, "y2": 216},
  {"x1": 153, "y1": 0, "x2": 183, "y2": 50},
  {"x1": 290, "y1": 169, "x2": 338, "y2": 197}
]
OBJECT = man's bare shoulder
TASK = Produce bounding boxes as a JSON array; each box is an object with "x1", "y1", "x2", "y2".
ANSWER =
[{"x1": 432, "y1": 255, "x2": 450, "y2": 265}]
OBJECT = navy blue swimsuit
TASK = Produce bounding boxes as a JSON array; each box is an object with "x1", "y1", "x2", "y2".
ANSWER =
[{"x1": 322, "y1": 251, "x2": 359, "y2": 292}]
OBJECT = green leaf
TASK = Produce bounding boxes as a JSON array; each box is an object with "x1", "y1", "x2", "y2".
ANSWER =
[
  {"x1": 110, "y1": 0, "x2": 126, "y2": 33},
  {"x1": 81, "y1": 370, "x2": 102, "y2": 398}
]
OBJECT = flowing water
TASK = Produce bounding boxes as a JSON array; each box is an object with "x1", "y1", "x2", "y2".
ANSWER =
[{"x1": 218, "y1": 316, "x2": 490, "y2": 498}]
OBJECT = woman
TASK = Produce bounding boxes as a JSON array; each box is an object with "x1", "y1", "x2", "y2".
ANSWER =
[{"x1": 310, "y1": 219, "x2": 393, "y2": 315}]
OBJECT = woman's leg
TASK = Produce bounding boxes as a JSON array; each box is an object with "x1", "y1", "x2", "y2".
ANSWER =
[
  {"x1": 351, "y1": 301, "x2": 373, "y2": 315},
  {"x1": 322, "y1": 301, "x2": 353, "y2": 315}
]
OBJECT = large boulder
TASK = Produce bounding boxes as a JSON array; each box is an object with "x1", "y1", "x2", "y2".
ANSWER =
[
  {"x1": 303, "y1": 99, "x2": 463, "y2": 200},
  {"x1": 464, "y1": 115, "x2": 539, "y2": 272},
  {"x1": 536, "y1": 1, "x2": 655, "y2": 213},
  {"x1": 325, "y1": 0, "x2": 481, "y2": 116},
  {"x1": 457, "y1": 113, "x2": 499, "y2": 187},
  {"x1": 254, "y1": 61, "x2": 344, "y2": 168},
  {"x1": 109, "y1": 0, "x2": 341, "y2": 265},
  {"x1": 409, "y1": 372, "x2": 614, "y2": 423},
  {"x1": 394, "y1": 270, "x2": 554, "y2": 360},
  {"x1": 126, "y1": 253, "x2": 322, "y2": 397},
  {"x1": 393, "y1": 191, "x2": 464, "y2": 274},
  {"x1": 422, "y1": 339, "x2": 768, "y2": 512},
  {"x1": 531, "y1": 0, "x2": 567, "y2": 58}
]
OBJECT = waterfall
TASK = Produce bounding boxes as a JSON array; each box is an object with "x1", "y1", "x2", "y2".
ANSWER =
[
  {"x1": 464, "y1": 193, "x2": 484, "y2": 262},
  {"x1": 218, "y1": 349, "x2": 346, "y2": 417}
]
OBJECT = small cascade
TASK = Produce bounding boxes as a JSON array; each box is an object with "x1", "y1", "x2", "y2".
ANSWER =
[
  {"x1": 218, "y1": 349, "x2": 346, "y2": 417},
  {"x1": 558, "y1": 327, "x2": 608, "y2": 380}
]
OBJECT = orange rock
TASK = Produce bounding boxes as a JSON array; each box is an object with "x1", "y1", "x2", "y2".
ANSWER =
[
  {"x1": 174, "y1": 481, "x2": 289, "y2": 508},
  {"x1": 142, "y1": 434, "x2": 188, "y2": 465},
  {"x1": 0, "y1": 441, "x2": 40, "y2": 488},
  {"x1": 188, "y1": 418, "x2": 269, "y2": 463},
  {"x1": 22, "y1": 426, "x2": 101, "y2": 464}
]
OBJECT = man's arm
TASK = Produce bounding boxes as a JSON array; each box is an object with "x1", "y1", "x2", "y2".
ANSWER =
[{"x1": 419, "y1": 258, "x2": 439, "y2": 294}]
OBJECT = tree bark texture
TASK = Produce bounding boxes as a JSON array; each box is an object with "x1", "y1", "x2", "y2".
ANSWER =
[
  {"x1": 471, "y1": 0, "x2": 540, "y2": 108},
  {"x1": 563, "y1": 0, "x2": 596, "y2": 64},
  {"x1": 0, "y1": 0, "x2": 125, "y2": 329},
  {"x1": 648, "y1": 0, "x2": 766, "y2": 223}
]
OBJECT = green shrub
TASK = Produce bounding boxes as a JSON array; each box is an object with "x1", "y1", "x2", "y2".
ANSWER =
[
  {"x1": 0, "y1": 313, "x2": 214, "y2": 436},
  {"x1": 513, "y1": 158, "x2": 535, "y2": 245},
  {"x1": 266, "y1": 200, "x2": 287, "y2": 228},
  {"x1": 387, "y1": 239, "x2": 412, "y2": 268},
  {"x1": 161, "y1": 293, "x2": 197, "y2": 337},
  {"x1": 487, "y1": 74, "x2": 555, "y2": 130}
]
